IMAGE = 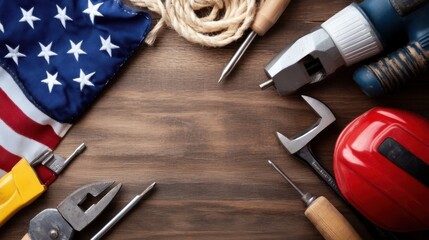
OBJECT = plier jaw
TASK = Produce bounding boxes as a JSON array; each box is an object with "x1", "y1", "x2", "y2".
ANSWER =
[
  {"x1": 28, "y1": 181, "x2": 121, "y2": 240},
  {"x1": 58, "y1": 181, "x2": 122, "y2": 231}
]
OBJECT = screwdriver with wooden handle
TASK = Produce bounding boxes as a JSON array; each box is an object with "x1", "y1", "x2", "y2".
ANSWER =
[
  {"x1": 218, "y1": 0, "x2": 292, "y2": 83},
  {"x1": 268, "y1": 160, "x2": 362, "y2": 240}
]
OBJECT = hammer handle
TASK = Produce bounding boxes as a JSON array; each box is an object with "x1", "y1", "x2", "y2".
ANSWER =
[
  {"x1": 305, "y1": 196, "x2": 362, "y2": 240},
  {"x1": 295, "y1": 146, "x2": 341, "y2": 196},
  {"x1": 252, "y1": 0, "x2": 292, "y2": 36}
]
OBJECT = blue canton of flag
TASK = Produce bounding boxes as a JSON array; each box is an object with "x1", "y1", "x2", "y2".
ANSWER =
[{"x1": 0, "y1": 0, "x2": 151, "y2": 179}]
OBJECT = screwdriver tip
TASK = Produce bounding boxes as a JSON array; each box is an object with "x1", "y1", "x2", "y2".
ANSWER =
[
  {"x1": 218, "y1": 74, "x2": 226, "y2": 83},
  {"x1": 148, "y1": 182, "x2": 157, "y2": 190},
  {"x1": 218, "y1": 31, "x2": 258, "y2": 84},
  {"x1": 76, "y1": 143, "x2": 86, "y2": 153},
  {"x1": 139, "y1": 182, "x2": 156, "y2": 197}
]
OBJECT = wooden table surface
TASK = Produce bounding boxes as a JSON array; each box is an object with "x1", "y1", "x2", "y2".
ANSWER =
[{"x1": 2, "y1": 0, "x2": 429, "y2": 239}]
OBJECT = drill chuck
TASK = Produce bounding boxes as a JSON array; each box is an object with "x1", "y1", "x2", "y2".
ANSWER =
[
  {"x1": 263, "y1": 28, "x2": 344, "y2": 95},
  {"x1": 263, "y1": 0, "x2": 429, "y2": 97},
  {"x1": 263, "y1": 3, "x2": 383, "y2": 95}
]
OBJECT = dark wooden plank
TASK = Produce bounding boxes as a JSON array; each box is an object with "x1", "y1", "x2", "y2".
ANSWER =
[{"x1": 1, "y1": 0, "x2": 428, "y2": 239}]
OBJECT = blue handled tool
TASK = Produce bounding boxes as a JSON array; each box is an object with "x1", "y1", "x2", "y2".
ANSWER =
[{"x1": 353, "y1": 0, "x2": 429, "y2": 97}]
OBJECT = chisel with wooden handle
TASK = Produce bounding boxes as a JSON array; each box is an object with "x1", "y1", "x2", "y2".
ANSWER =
[
  {"x1": 268, "y1": 160, "x2": 361, "y2": 240},
  {"x1": 218, "y1": 0, "x2": 292, "y2": 83}
]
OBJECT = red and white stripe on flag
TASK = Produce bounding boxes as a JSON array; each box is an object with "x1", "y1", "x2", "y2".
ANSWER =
[{"x1": 0, "y1": 65, "x2": 71, "y2": 183}]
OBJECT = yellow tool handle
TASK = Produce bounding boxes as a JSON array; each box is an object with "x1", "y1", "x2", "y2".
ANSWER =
[
  {"x1": 305, "y1": 196, "x2": 362, "y2": 240},
  {"x1": 0, "y1": 159, "x2": 46, "y2": 227},
  {"x1": 252, "y1": 0, "x2": 292, "y2": 36}
]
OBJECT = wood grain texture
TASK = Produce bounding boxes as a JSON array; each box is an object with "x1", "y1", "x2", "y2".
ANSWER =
[
  {"x1": 252, "y1": 0, "x2": 292, "y2": 35},
  {"x1": 1, "y1": 0, "x2": 429, "y2": 239}
]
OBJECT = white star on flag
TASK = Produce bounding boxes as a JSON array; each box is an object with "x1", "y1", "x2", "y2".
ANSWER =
[
  {"x1": 67, "y1": 40, "x2": 86, "y2": 61},
  {"x1": 41, "y1": 71, "x2": 62, "y2": 93},
  {"x1": 83, "y1": 0, "x2": 103, "y2": 24},
  {"x1": 73, "y1": 69, "x2": 95, "y2": 91},
  {"x1": 0, "y1": 0, "x2": 152, "y2": 189},
  {"x1": 54, "y1": 5, "x2": 72, "y2": 28},
  {"x1": 100, "y1": 35, "x2": 119, "y2": 57},
  {"x1": 19, "y1": 7, "x2": 40, "y2": 29},
  {"x1": 38, "y1": 42, "x2": 57, "y2": 64},
  {"x1": 4, "y1": 44, "x2": 26, "y2": 65}
]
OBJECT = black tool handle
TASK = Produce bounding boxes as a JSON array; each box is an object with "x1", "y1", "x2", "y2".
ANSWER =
[{"x1": 294, "y1": 145, "x2": 341, "y2": 196}]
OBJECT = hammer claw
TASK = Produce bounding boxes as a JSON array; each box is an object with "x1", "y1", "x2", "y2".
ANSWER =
[{"x1": 277, "y1": 95, "x2": 335, "y2": 154}]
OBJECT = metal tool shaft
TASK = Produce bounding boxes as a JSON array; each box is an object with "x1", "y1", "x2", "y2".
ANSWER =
[
  {"x1": 268, "y1": 160, "x2": 317, "y2": 207},
  {"x1": 42, "y1": 143, "x2": 86, "y2": 174},
  {"x1": 91, "y1": 182, "x2": 157, "y2": 240},
  {"x1": 268, "y1": 161, "x2": 362, "y2": 240},
  {"x1": 259, "y1": 79, "x2": 274, "y2": 90},
  {"x1": 218, "y1": 31, "x2": 257, "y2": 83},
  {"x1": 57, "y1": 143, "x2": 86, "y2": 173},
  {"x1": 268, "y1": 160, "x2": 305, "y2": 197}
]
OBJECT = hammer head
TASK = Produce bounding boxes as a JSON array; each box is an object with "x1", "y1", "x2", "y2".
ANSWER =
[{"x1": 276, "y1": 95, "x2": 335, "y2": 154}]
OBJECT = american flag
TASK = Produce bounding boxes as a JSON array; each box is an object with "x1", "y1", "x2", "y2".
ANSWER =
[{"x1": 0, "y1": 0, "x2": 151, "y2": 183}]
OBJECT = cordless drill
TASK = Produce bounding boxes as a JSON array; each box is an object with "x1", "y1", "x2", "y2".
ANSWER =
[{"x1": 260, "y1": 0, "x2": 429, "y2": 97}]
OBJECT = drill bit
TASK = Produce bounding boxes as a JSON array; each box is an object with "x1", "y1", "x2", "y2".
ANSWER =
[{"x1": 218, "y1": 0, "x2": 292, "y2": 83}]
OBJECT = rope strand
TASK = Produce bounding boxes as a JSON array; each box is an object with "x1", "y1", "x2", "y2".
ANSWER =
[{"x1": 129, "y1": 0, "x2": 262, "y2": 47}]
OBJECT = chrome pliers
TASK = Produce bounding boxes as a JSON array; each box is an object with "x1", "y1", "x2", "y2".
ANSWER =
[{"x1": 24, "y1": 181, "x2": 121, "y2": 240}]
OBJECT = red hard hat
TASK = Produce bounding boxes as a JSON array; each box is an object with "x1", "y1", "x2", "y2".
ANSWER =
[{"x1": 334, "y1": 107, "x2": 429, "y2": 232}]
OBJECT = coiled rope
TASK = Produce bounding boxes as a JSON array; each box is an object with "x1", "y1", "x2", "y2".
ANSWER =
[{"x1": 129, "y1": 0, "x2": 263, "y2": 47}]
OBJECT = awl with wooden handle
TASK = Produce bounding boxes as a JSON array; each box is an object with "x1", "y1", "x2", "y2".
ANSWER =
[
  {"x1": 218, "y1": 0, "x2": 292, "y2": 83},
  {"x1": 268, "y1": 160, "x2": 361, "y2": 240}
]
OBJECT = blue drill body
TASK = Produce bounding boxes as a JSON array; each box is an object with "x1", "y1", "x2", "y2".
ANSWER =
[{"x1": 354, "y1": 0, "x2": 429, "y2": 96}]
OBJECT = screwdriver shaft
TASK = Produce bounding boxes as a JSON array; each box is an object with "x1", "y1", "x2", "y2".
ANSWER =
[
  {"x1": 268, "y1": 160, "x2": 361, "y2": 240},
  {"x1": 91, "y1": 182, "x2": 156, "y2": 240},
  {"x1": 268, "y1": 160, "x2": 305, "y2": 197},
  {"x1": 62, "y1": 143, "x2": 86, "y2": 169},
  {"x1": 218, "y1": 31, "x2": 257, "y2": 83},
  {"x1": 218, "y1": 0, "x2": 292, "y2": 83},
  {"x1": 259, "y1": 79, "x2": 274, "y2": 90}
]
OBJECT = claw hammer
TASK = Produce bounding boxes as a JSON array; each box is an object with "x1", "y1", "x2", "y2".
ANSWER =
[{"x1": 276, "y1": 95, "x2": 339, "y2": 195}]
